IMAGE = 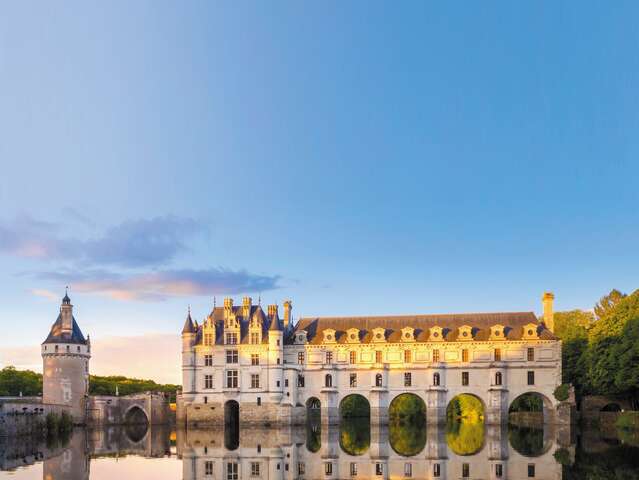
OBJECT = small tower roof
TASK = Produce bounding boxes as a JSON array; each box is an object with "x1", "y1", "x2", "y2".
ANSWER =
[
  {"x1": 268, "y1": 311, "x2": 281, "y2": 332},
  {"x1": 182, "y1": 307, "x2": 196, "y2": 334},
  {"x1": 42, "y1": 296, "x2": 87, "y2": 345}
]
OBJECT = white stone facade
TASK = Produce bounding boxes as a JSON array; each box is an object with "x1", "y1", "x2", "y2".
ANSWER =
[{"x1": 178, "y1": 295, "x2": 562, "y2": 426}]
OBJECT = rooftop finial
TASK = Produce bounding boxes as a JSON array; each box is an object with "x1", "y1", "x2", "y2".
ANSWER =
[
  {"x1": 258, "y1": 294, "x2": 261, "y2": 306},
  {"x1": 62, "y1": 286, "x2": 71, "y2": 305},
  {"x1": 213, "y1": 296, "x2": 217, "y2": 308}
]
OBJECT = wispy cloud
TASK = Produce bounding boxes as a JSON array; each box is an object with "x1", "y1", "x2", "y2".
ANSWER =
[
  {"x1": 33, "y1": 267, "x2": 280, "y2": 301},
  {"x1": 0, "y1": 214, "x2": 202, "y2": 267},
  {"x1": 30, "y1": 288, "x2": 59, "y2": 301}
]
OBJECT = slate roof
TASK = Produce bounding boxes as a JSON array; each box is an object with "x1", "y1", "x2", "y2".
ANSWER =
[
  {"x1": 194, "y1": 305, "x2": 283, "y2": 345},
  {"x1": 290, "y1": 311, "x2": 557, "y2": 345},
  {"x1": 42, "y1": 314, "x2": 87, "y2": 345}
]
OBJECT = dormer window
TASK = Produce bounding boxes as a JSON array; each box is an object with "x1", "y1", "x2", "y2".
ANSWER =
[
  {"x1": 429, "y1": 326, "x2": 444, "y2": 342},
  {"x1": 522, "y1": 323, "x2": 539, "y2": 340},
  {"x1": 295, "y1": 330, "x2": 308, "y2": 344},
  {"x1": 346, "y1": 328, "x2": 360, "y2": 344},
  {"x1": 401, "y1": 327, "x2": 415, "y2": 343},
  {"x1": 372, "y1": 327, "x2": 386, "y2": 343},
  {"x1": 490, "y1": 324, "x2": 505, "y2": 341},
  {"x1": 323, "y1": 329, "x2": 336, "y2": 344},
  {"x1": 458, "y1": 325, "x2": 473, "y2": 341}
]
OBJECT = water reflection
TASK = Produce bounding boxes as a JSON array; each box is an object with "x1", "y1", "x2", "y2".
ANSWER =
[{"x1": 4, "y1": 421, "x2": 639, "y2": 479}]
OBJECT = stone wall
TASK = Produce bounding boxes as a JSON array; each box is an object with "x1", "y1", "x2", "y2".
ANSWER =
[
  {"x1": 179, "y1": 398, "x2": 305, "y2": 426},
  {"x1": 87, "y1": 393, "x2": 170, "y2": 426},
  {"x1": 0, "y1": 399, "x2": 72, "y2": 437}
]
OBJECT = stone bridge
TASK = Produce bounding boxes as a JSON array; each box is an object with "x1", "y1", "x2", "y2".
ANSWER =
[{"x1": 87, "y1": 392, "x2": 170, "y2": 426}]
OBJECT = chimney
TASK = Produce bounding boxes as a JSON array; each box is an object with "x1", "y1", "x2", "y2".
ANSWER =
[
  {"x1": 224, "y1": 298, "x2": 233, "y2": 319},
  {"x1": 242, "y1": 296, "x2": 252, "y2": 318},
  {"x1": 60, "y1": 294, "x2": 73, "y2": 334},
  {"x1": 283, "y1": 300, "x2": 292, "y2": 329},
  {"x1": 267, "y1": 304, "x2": 278, "y2": 319},
  {"x1": 542, "y1": 292, "x2": 555, "y2": 332}
]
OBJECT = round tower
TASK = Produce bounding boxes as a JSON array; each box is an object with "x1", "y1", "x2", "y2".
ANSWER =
[{"x1": 41, "y1": 292, "x2": 91, "y2": 424}]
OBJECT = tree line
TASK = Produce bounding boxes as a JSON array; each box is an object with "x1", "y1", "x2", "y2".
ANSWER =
[
  {"x1": 554, "y1": 288, "x2": 639, "y2": 405},
  {"x1": 0, "y1": 367, "x2": 180, "y2": 402}
]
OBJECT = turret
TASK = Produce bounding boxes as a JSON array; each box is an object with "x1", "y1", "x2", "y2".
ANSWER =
[
  {"x1": 242, "y1": 296, "x2": 252, "y2": 318},
  {"x1": 41, "y1": 292, "x2": 90, "y2": 424},
  {"x1": 542, "y1": 292, "x2": 555, "y2": 332},
  {"x1": 181, "y1": 307, "x2": 197, "y2": 394}
]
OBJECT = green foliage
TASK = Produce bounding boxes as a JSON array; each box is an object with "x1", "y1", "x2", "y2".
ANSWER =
[
  {"x1": 553, "y1": 447, "x2": 572, "y2": 466},
  {"x1": 389, "y1": 417, "x2": 426, "y2": 456},
  {"x1": 340, "y1": 395, "x2": 370, "y2": 418},
  {"x1": 554, "y1": 384, "x2": 570, "y2": 402},
  {"x1": 445, "y1": 419, "x2": 484, "y2": 455},
  {"x1": 554, "y1": 288, "x2": 639, "y2": 400},
  {"x1": 447, "y1": 394, "x2": 484, "y2": 422},
  {"x1": 510, "y1": 394, "x2": 544, "y2": 412},
  {"x1": 0, "y1": 366, "x2": 42, "y2": 396},
  {"x1": 594, "y1": 289, "x2": 627, "y2": 321},
  {"x1": 89, "y1": 375, "x2": 180, "y2": 402},
  {"x1": 389, "y1": 394, "x2": 426, "y2": 422},
  {"x1": 508, "y1": 425, "x2": 544, "y2": 456},
  {"x1": 615, "y1": 412, "x2": 639, "y2": 431},
  {"x1": 339, "y1": 417, "x2": 370, "y2": 455}
]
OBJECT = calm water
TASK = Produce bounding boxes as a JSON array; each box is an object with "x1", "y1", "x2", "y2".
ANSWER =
[{"x1": 1, "y1": 420, "x2": 638, "y2": 479}]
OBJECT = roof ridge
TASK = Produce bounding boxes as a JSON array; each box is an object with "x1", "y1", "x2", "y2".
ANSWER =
[{"x1": 299, "y1": 311, "x2": 536, "y2": 321}]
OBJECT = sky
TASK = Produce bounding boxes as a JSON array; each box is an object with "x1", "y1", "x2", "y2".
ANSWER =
[{"x1": 1, "y1": 2, "x2": 638, "y2": 384}]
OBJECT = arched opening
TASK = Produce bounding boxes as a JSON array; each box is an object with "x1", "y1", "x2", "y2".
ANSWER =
[
  {"x1": 389, "y1": 393, "x2": 427, "y2": 456},
  {"x1": 124, "y1": 423, "x2": 148, "y2": 443},
  {"x1": 224, "y1": 400, "x2": 239, "y2": 450},
  {"x1": 601, "y1": 403, "x2": 622, "y2": 412},
  {"x1": 507, "y1": 392, "x2": 554, "y2": 457},
  {"x1": 508, "y1": 392, "x2": 553, "y2": 424},
  {"x1": 325, "y1": 374, "x2": 332, "y2": 387},
  {"x1": 305, "y1": 397, "x2": 321, "y2": 453},
  {"x1": 433, "y1": 373, "x2": 440, "y2": 386},
  {"x1": 339, "y1": 395, "x2": 370, "y2": 455},
  {"x1": 124, "y1": 406, "x2": 149, "y2": 425},
  {"x1": 446, "y1": 394, "x2": 485, "y2": 456},
  {"x1": 495, "y1": 372, "x2": 502, "y2": 386},
  {"x1": 375, "y1": 373, "x2": 383, "y2": 387}
]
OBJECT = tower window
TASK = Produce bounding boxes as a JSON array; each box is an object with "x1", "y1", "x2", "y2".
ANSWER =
[{"x1": 226, "y1": 350, "x2": 238, "y2": 364}]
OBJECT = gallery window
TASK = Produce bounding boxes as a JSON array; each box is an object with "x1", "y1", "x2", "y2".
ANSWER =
[
  {"x1": 227, "y1": 462, "x2": 238, "y2": 480},
  {"x1": 462, "y1": 371, "x2": 469, "y2": 386},
  {"x1": 375, "y1": 373, "x2": 383, "y2": 387},
  {"x1": 527, "y1": 371, "x2": 535, "y2": 385},
  {"x1": 528, "y1": 464, "x2": 536, "y2": 477},
  {"x1": 250, "y1": 462, "x2": 260, "y2": 476},
  {"x1": 433, "y1": 373, "x2": 440, "y2": 386},
  {"x1": 350, "y1": 462, "x2": 357, "y2": 476},
  {"x1": 404, "y1": 372, "x2": 412, "y2": 387},
  {"x1": 495, "y1": 464, "x2": 503, "y2": 477},
  {"x1": 325, "y1": 462, "x2": 333, "y2": 475},
  {"x1": 495, "y1": 372, "x2": 502, "y2": 386},
  {"x1": 462, "y1": 463, "x2": 470, "y2": 478},
  {"x1": 350, "y1": 373, "x2": 357, "y2": 388},
  {"x1": 325, "y1": 374, "x2": 333, "y2": 388},
  {"x1": 205, "y1": 461, "x2": 213, "y2": 476},
  {"x1": 297, "y1": 375, "x2": 305, "y2": 387},
  {"x1": 433, "y1": 463, "x2": 441, "y2": 477}
]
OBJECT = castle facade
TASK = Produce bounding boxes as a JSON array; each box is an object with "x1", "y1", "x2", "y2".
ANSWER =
[{"x1": 177, "y1": 293, "x2": 562, "y2": 426}]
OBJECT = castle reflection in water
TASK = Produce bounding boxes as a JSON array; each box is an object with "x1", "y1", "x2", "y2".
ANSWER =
[{"x1": 1, "y1": 420, "x2": 571, "y2": 480}]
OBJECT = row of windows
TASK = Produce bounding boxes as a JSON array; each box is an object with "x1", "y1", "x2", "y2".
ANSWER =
[
  {"x1": 204, "y1": 332, "x2": 281, "y2": 346},
  {"x1": 314, "y1": 348, "x2": 535, "y2": 365},
  {"x1": 205, "y1": 351, "x2": 277, "y2": 365},
  {"x1": 203, "y1": 460, "x2": 536, "y2": 479},
  {"x1": 323, "y1": 371, "x2": 536, "y2": 388},
  {"x1": 45, "y1": 345, "x2": 86, "y2": 353}
]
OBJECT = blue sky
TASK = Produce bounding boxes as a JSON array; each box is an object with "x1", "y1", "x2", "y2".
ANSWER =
[{"x1": 1, "y1": 2, "x2": 638, "y2": 381}]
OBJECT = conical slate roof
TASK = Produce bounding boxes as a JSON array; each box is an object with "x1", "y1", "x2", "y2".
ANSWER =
[
  {"x1": 182, "y1": 310, "x2": 195, "y2": 334},
  {"x1": 42, "y1": 314, "x2": 87, "y2": 345}
]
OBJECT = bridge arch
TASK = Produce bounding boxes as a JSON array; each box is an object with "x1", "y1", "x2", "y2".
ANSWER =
[
  {"x1": 508, "y1": 391, "x2": 554, "y2": 424},
  {"x1": 389, "y1": 393, "x2": 427, "y2": 457},
  {"x1": 446, "y1": 393, "x2": 485, "y2": 456},
  {"x1": 339, "y1": 394, "x2": 370, "y2": 418},
  {"x1": 123, "y1": 405, "x2": 149, "y2": 425},
  {"x1": 601, "y1": 403, "x2": 622, "y2": 412}
]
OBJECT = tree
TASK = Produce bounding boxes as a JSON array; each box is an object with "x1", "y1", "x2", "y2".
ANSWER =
[
  {"x1": 589, "y1": 289, "x2": 639, "y2": 342},
  {"x1": 0, "y1": 366, "x2": 42, "y2": 396},
  {"x1": 594, "y1": 289, "x2": 627, "y2": 321}
]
